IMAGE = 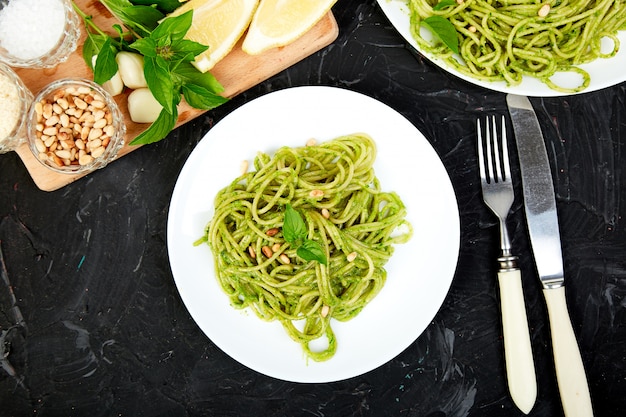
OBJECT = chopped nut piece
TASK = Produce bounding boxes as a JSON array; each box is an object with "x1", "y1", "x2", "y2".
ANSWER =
[
  {"x1": 538, "y1": 4, "x2": 550, "y2": 17},
  {"x1": 240, "y1": 160, "x2": 249, "y2": 176}
]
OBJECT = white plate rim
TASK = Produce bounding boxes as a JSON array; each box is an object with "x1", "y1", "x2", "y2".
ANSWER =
[
  {"x1": 376, "y1": 0, "x2": 626, "y2": 97},
  {"x1": 167, "y1": 86, "x2": 460, "y2": 382}
]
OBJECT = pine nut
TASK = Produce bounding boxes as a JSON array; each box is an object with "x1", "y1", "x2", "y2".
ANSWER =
[
  {"x1": 43, "y1": 126, "x2": 57, "y2": 136},
  {"x1": 321, "y1": 305, "x2": 330, "y2": 318},
  {"x1": 78, "y1": 154, "x2": 94, "y2": 166},
  {"x1": 346, "y1": 252, "x2": 357, "y2": 262},
  {"x1": 91, "y1": 146, "x2": 105, "y2": 158},
  {"x1": 261, "y1": 246, "x2": 273, "y2": 258},
  {"x1": 279, "y1": 254, "x2": 291, "y2": 264},
  {"x1": 309, "y1": 189, "x2": 324, "y2": 198},
  {"x1": 538, "y1": 4, "x2": 550, "y2": 17},
  {"x1": 74, "y1": 97, "x2": 88, "y2": 110},
  {"x1": 266, "y1": 228, "x2": 279, "y2": 237},
  {"x1": 271, "y1": 243, "x2": 281, "y2": 252},
  {"x1": 55, "y1": 149, "x2": 71, "y2": 160},
  {"x1": 35, "y1": 139, "x2": 46, "y2": 153},
  {"x1": 93, "y1": 118, "x2": 107, "y2": 130},
  {"x1": 321, "y1": 208, "x2": 330, "y2": 219},
  {"x1": 248, "y1": 246, "x2": 256, "y2": 258}
]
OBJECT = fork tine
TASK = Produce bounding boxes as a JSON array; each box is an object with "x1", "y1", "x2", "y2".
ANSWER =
[
  {"x1": 485, "y1": 116, "x2": 494, "y2": 184},
  {"x1": 491, "y1": 116, "x2": 503, "y2": 183},
  {"x1": 500, "y1": 115, "x2": 511, "y2": 182}
]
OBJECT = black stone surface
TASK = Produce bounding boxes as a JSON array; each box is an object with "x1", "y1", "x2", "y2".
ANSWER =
[{"x1": 1, "y1": 1, "x2": 625, "y2": 416}]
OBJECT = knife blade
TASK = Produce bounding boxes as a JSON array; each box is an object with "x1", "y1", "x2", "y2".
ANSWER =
[{"x1": 506, "y1": 94, "x2": 593, "y2": 417}]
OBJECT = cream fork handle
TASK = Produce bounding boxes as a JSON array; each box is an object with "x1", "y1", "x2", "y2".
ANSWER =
[
  {"x1": 498, "y1": 268, "x2": 537, "y2": 414},
  {"x1": 543, "y1": 286, "x2": 594, "y2": 417}
]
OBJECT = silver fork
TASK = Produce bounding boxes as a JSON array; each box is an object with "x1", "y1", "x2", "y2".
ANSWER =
[{"x1": 477, "y1": 115, "x2": 537, "y2": 415}]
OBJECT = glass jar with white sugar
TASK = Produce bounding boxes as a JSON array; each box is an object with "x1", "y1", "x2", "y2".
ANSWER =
[
  {"x1": 0, "y1": 62, "x2": 32, "y2": 153},
  {"x1": 0, "y1": 0, "x2": 81, "y2": 68}
]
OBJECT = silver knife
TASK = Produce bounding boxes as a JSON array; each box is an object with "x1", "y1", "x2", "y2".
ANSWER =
[{"x1": 506, "y1": 94, "x2": 593, "y2": 417}]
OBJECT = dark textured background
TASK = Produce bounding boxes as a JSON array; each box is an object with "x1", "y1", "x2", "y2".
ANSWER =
[{"x1": 1, "y1": 1, "x2": 625, "y2": 416}]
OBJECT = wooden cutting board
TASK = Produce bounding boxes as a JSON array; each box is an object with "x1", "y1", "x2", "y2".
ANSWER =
[{"x1": 13, "y1": 0, "x2": 339, "y2": 192}]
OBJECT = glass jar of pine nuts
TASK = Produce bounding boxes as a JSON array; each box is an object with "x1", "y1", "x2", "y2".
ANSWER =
[{"x1": 27, "y1": 78, "x2": 126, "y2": 174}]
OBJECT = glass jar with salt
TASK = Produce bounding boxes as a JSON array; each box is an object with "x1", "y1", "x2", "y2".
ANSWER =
[
  {"x1": 0, "y1": 62, "x2": 33, "y2": 153},
  {"x1": 0, "y1": 0, "x2": 81, "y2": 68}
]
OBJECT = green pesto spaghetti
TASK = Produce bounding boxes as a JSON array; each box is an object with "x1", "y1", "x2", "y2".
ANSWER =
[
  {"x1": 195, "y1": 133, "x2": 412, "y2": 361},
  {"x1": 408, "y1": 0, "x2": 626, "y2": 93}
]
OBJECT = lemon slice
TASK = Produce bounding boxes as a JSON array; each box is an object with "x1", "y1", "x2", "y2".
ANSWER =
[
  {"x1": 242, "y1": 0, "x2": 337, "y2": 55},
  {"x1": 169, "y1": 0, "x2": 260, "y2": 72}
]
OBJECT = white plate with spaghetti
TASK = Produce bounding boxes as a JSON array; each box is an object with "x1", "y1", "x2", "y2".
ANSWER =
[
  {"x1": 167, "y1": 86, "x2": 460, "y2": 383},
  {"x1": 377, "y1": 0, "x2": 626, "y2": 96}
]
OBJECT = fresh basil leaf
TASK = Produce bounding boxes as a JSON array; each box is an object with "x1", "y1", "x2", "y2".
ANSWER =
[
  {"x1": 82, "y1": 33, "x2": 108, "y2": 70},
  {"x1": 112, "y1": 24, "x2": 125, "y2": 39},
  {"x1": 151, "y1": 10, "x2": 193, "y2": 42},
  {"x1": 172, "y1": 39, "x2": 209, "y2": 61},
  {"x1": 297, "y1": 240, "x2": 328, "y2": 265},
  {"x1": 101, "y1": 0, "x2": 133, "y2": 15},
  {"x1": 144, "y1": 56, "x2": 175, "y2": 113},
  {"x1": 100, "y1": 0, "x2": 151, "y2": 37},
  {"x1": 182, "y1": 84, "x2": 228, "y2": 110},
  {"x1": 130, "y1": 107, "x2": 178, "y2": 145},
  {"x1": 121, "y1": 5, "x2": 164, "y2": 32},
  {"x1": 283, "y1": 204, "x2": 308, "y2": 244},
  {"x1": 433, "y1": 0, "x2": 457, "y2": 11},
  {"x1": 422, "y1": 16, "x2": 459, "y2": 54},
  {"x1": 130, "y1": 37, "x2": 158, "y2": 57},
  {"x1": 93, "y1": 38, "x2": 119, "y2": 85},
  {"x1": 130, "y1": 0, "x2": 183, "y2": 14},
  {"x1": 171, "y1": 61, "x2": 225, "y2": 93}
]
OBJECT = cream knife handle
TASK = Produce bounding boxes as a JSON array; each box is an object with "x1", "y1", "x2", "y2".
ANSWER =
[
  {"x1": 498, "y1": 269, "x2": 537, "y2": 414},
  {"x1": 543, "y1": 286, "x2": 594, "y2": 417}
]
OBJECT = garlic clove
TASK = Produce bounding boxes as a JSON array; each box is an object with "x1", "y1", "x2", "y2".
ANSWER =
[
  {"x1": 115, "y1": 51, "x2": 148, "y2": 89},
  {"x1": 127, "y1": 88, "x2": 163, "y2": 124}
]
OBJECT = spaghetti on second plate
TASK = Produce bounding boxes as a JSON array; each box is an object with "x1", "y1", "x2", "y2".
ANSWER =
[
  {"x1": 408, "y1": 0, "x2": 626, "y2": 93},
  {"x1": 196, "y1": 133, "x2": 413, "y2": 361}
]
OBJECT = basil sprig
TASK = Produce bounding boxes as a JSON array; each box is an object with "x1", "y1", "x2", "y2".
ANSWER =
[
  {"x1": 73, "y1": 0, "x2": 228, "y2": 145},
  {"x1": 421, "y1": 0, "x2": 460, "y2": 54},
  {"x1": 283, "y1": 204, "x2": 327, "y2": 265}
]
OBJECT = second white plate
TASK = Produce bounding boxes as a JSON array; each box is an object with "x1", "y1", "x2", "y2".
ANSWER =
[
  {"x1": 167, "y1": 86, "x2": 460, "y2": 382},
  {"x1": 377, "y1": 0, "x2": 626, "y2": 96}
]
